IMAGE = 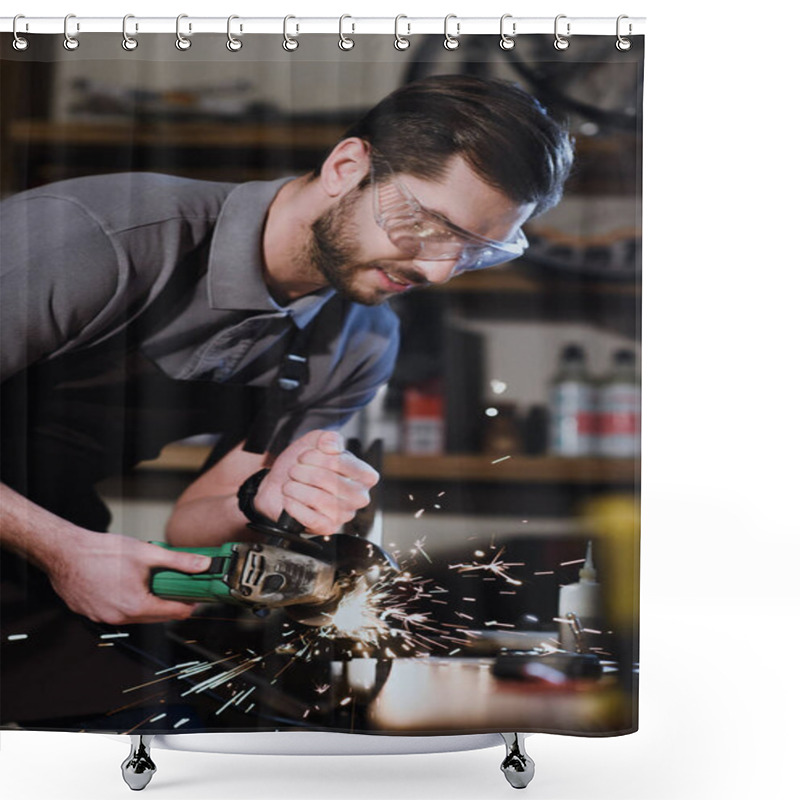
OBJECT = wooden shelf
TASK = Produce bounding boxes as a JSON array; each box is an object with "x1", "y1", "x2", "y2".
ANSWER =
[
  {"x1": 431, "y1": 267, "x2": 639, "y2": 296},
  {"x1": 384, "y1": 453, "x2": 638, "y2": 483},
  {"x1": 8, "y1": 119, "x2": 347, "y2": 149},
  {"x1": 138, "y1": 444, "x2": 638, "y2": 484}
]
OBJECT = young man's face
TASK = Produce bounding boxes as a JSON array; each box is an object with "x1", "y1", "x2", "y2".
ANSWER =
[{"x1": 307, "y1": 156, "x2": 535, "y2": 306}]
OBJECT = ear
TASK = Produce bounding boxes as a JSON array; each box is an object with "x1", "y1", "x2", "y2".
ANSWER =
[{"x1": 318, "y1": 137, "x2": 371, "y2": 199}]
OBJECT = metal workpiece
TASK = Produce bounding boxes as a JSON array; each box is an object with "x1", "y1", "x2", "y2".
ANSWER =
[
  {"x1": 121, "y1": 735, "x2": 156, "y2": 791},
  {"x1": 499, "y1": 733, "x2": 535, "y2": 789}
]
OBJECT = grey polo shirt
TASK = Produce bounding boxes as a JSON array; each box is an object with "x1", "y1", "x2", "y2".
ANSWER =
[{"x1": 0, "y1": 172, "x2": 400, "y2": 469}]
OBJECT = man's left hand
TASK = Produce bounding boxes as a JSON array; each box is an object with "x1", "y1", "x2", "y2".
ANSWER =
[{"x1": 256, "y1": 430, "x2": 379, "y2": 536}]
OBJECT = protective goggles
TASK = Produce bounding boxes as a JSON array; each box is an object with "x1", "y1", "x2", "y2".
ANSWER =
[{"x1": 370, "y1": 158, "x2": 529, "y2": 273}]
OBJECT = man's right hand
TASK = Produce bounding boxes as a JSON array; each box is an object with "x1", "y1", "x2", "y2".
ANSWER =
[{"x1": 46, "y1": 530, "x2": 212, "y2": 625}]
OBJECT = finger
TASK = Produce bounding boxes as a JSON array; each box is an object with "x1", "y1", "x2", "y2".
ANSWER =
[
  {"x1": 282, "y1": 495, "x2": 344, "y2": 537},
  {"x1": 283, "y1": 479, "x2": 360, "y2": 522},
  {"x1": 288, "y1": 463, "x2": 370, "y2": 508},
  {"x1": 148, "y1": 545, "x2": 212, "y2": 574},
  {"x1": 317, "y1": 430, "x2": 344, "y2": 455},
  {"x1": 298, "y1": 448, "x2": 380, "y2": 488}
]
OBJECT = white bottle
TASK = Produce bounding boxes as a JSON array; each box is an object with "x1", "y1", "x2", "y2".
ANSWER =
[
  {"x1": 548, "y1": 344, "x2": 595, "y2": 456},
  {"x1": 558, "y1": 542, "x2": 603, "y2": 652},
  {"x1": 597, "y1": 349, "x2": 641, "y2": 458}
]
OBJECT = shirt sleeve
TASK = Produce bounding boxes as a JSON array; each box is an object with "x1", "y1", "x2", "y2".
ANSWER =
[{"x1": 0, "y1": 194, "x2": 120, "y2": 383}]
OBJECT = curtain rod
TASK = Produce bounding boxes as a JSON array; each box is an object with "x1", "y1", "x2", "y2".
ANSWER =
[{"x1": 0, "y1": 16, "x2": 646, "y2": 37}]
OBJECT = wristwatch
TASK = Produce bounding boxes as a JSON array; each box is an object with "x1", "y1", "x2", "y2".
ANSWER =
[{"x1": 236, "y1": 468, "x2": 273, "y2": 527}]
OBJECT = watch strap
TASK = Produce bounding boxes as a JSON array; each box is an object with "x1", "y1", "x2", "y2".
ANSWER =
[{"x1": 236, "y1": 468, "x2": 273, "y2": 527}]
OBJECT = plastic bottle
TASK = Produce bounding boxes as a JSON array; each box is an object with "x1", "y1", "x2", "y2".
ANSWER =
[
  {"x1": 597, "y1": 348, "x2": 641, "y2": 458},
  {"x1": 548, "y1": 344, "x2": 595, "y2": 456},
  {"x1": 558, "y1": 541, "x2": 603, "y2": 652}
]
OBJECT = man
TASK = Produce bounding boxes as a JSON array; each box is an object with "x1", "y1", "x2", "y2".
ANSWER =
[{"x1": 0, "y1": 75, "x2": 573, "y2": 725}]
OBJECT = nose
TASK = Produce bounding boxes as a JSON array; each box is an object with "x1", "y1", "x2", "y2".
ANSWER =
[{"x1": 411, "y1": 257, "x2": 460, "y2": 285}]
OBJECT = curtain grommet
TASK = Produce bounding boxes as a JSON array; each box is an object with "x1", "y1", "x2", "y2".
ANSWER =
[
  {"x1": 175, "y1": 13, "x2": 192, "y2": 51},
  {"x1": 12, "y1": 15, "x2": 29, "y2": 51},
  {"x1": 554, "y1": 14, "x2": 570, "y2": 51},
  {"x1": 339, "y1": 15, "x2": 355, "y2": 51},
  {"x1": 226, "y1": 15, "x2": 243, "y2": 51},
  {"x1": 499, "y1": 14, "x2": 516, "y2": 50},
  {"x1": 394, "y1": 15, "x2": 410, "y2": 51},
  {"x1": 443, "y1": 14, "x2": 460, "y2": 51},
  {"x1": 63, "y1": 13, "x2": 79, "y2": 51},
  {"x1": 122, "y1": 14, "x2": 138, "y2": 51},
  {"x1": 616, "y1": 15, "x2": 632, "y2": 51},
  {"x1": 283, "y1": 15, "x2": 299, "y2": 52}
]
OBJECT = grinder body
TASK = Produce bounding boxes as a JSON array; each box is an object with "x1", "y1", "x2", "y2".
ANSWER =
[{"x1": 151, "y1": 541, "x2": 339, "y2": 614}]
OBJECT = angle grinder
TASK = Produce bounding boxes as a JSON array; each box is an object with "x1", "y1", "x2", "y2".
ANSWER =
[{"x1": 150, "y1": 474, "x2": 397, "y2": 627}]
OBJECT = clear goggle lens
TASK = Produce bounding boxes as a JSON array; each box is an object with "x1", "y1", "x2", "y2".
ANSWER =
[{"x1": 374, "y1": 173, "x2": 528, "y2": 272}]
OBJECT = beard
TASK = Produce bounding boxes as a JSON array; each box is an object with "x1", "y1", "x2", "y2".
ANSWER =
[{"x1": 307, "y1": 187, "x2": 424, "y2": 306}]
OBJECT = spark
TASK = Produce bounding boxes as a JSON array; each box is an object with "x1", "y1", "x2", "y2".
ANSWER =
[
  {"x1": 414, "y1": 508, "x2": 425, "y2": 519},
  {"x1": 534, "y1": 571, "x2": 554, "y2": 576},
  {"x1": 560, "y1": 558, "x2": 586, "y2": 566},
  {"x1": 100, "y1": 632, "x2": 130, "y2": 640},
  {"x1": 437, "y1": 491, "x2": 446, "y2": 497},
  {"x1": 236, "y1": 686, "x2": 256, "y2": 706},
  {"x1": 491, "y1": 455, "x2": 511, "y2": 464},
  {"x1": 313, "y1": 683, "x2": 331, "y2": 695},
  {"x1": 173, "y1": 718, "x2": 190, "y2": 729},
  {"x1": 449, "y1": 547, "x2": 525, "y2": 586},
  {"x1": 149, "y1": 713, "x2": 166, "y2": 722},
  {"x1": 7, "y1": 634, "x2": 28, "y2": 642},
  {"x1": 180, "y1": 655, "x2": 263, "y2": 698},
  {"x1": 414, "y1": 537, "x2": 432, "y2": 563},
  {"x1": 155, "y1": 661, "x2": 200, "y2": 675}
]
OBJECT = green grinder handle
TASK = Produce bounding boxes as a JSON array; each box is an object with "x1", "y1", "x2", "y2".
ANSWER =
[{"x1": 149, "y1": 542, "x2": 237, "y2": 604}]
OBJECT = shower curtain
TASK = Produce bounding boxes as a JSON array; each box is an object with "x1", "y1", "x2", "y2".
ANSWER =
[{"x1": 0, "y1": 28, "x2": 642, "y2": 738}]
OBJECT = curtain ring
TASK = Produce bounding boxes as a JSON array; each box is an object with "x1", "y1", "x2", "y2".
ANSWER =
[
  {"x1": 499, "y1": 14, "x2": 516, "y2": 50},
  {"x1": 227, "y1": 15, "x2": 243, "y2": 51},
  {"x1": 616, "y1": 15, "x2": 632, "y2": 51},
  {"x1": 283, "y1": 15, "x2": 299, "y2": 51},
  {"x1": 12, "y1": 15, "x2": 29, "y2": 51},
  {"x1": 443, "y1": 14, "x2": 460, "y2": 51},
  {"x1": 553, "y1": 14, "x2": 570, "y2": 51},
  {"x1": 63, "y1": 13, "x2": 79, "y2": 51},
  {"x1": 338, "y1": 15, "x2": 355, "y2": 51},
  {"x1": 122, "y1": 14, "x2": 138, "y2": 51},
  {"x1": 175, "y1": 13, "x2": 191, "y2": 50},
  {"x1": 394, "y1": 15, "x2": 410, "y2": 50}
]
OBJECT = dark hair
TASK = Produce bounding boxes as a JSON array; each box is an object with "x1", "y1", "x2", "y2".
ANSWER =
[{"x1": 315, "y1": 74, "x2": 574, "y2": 218}]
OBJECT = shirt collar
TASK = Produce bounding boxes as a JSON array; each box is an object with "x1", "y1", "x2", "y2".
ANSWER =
[{"x1": 207, "y1": 177, "x2": 336, "y2": 329}]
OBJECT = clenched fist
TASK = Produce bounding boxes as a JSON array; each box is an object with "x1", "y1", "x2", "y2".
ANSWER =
[{"x1": 256, "y1": 430, "x2": 379, "y2": 536}]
